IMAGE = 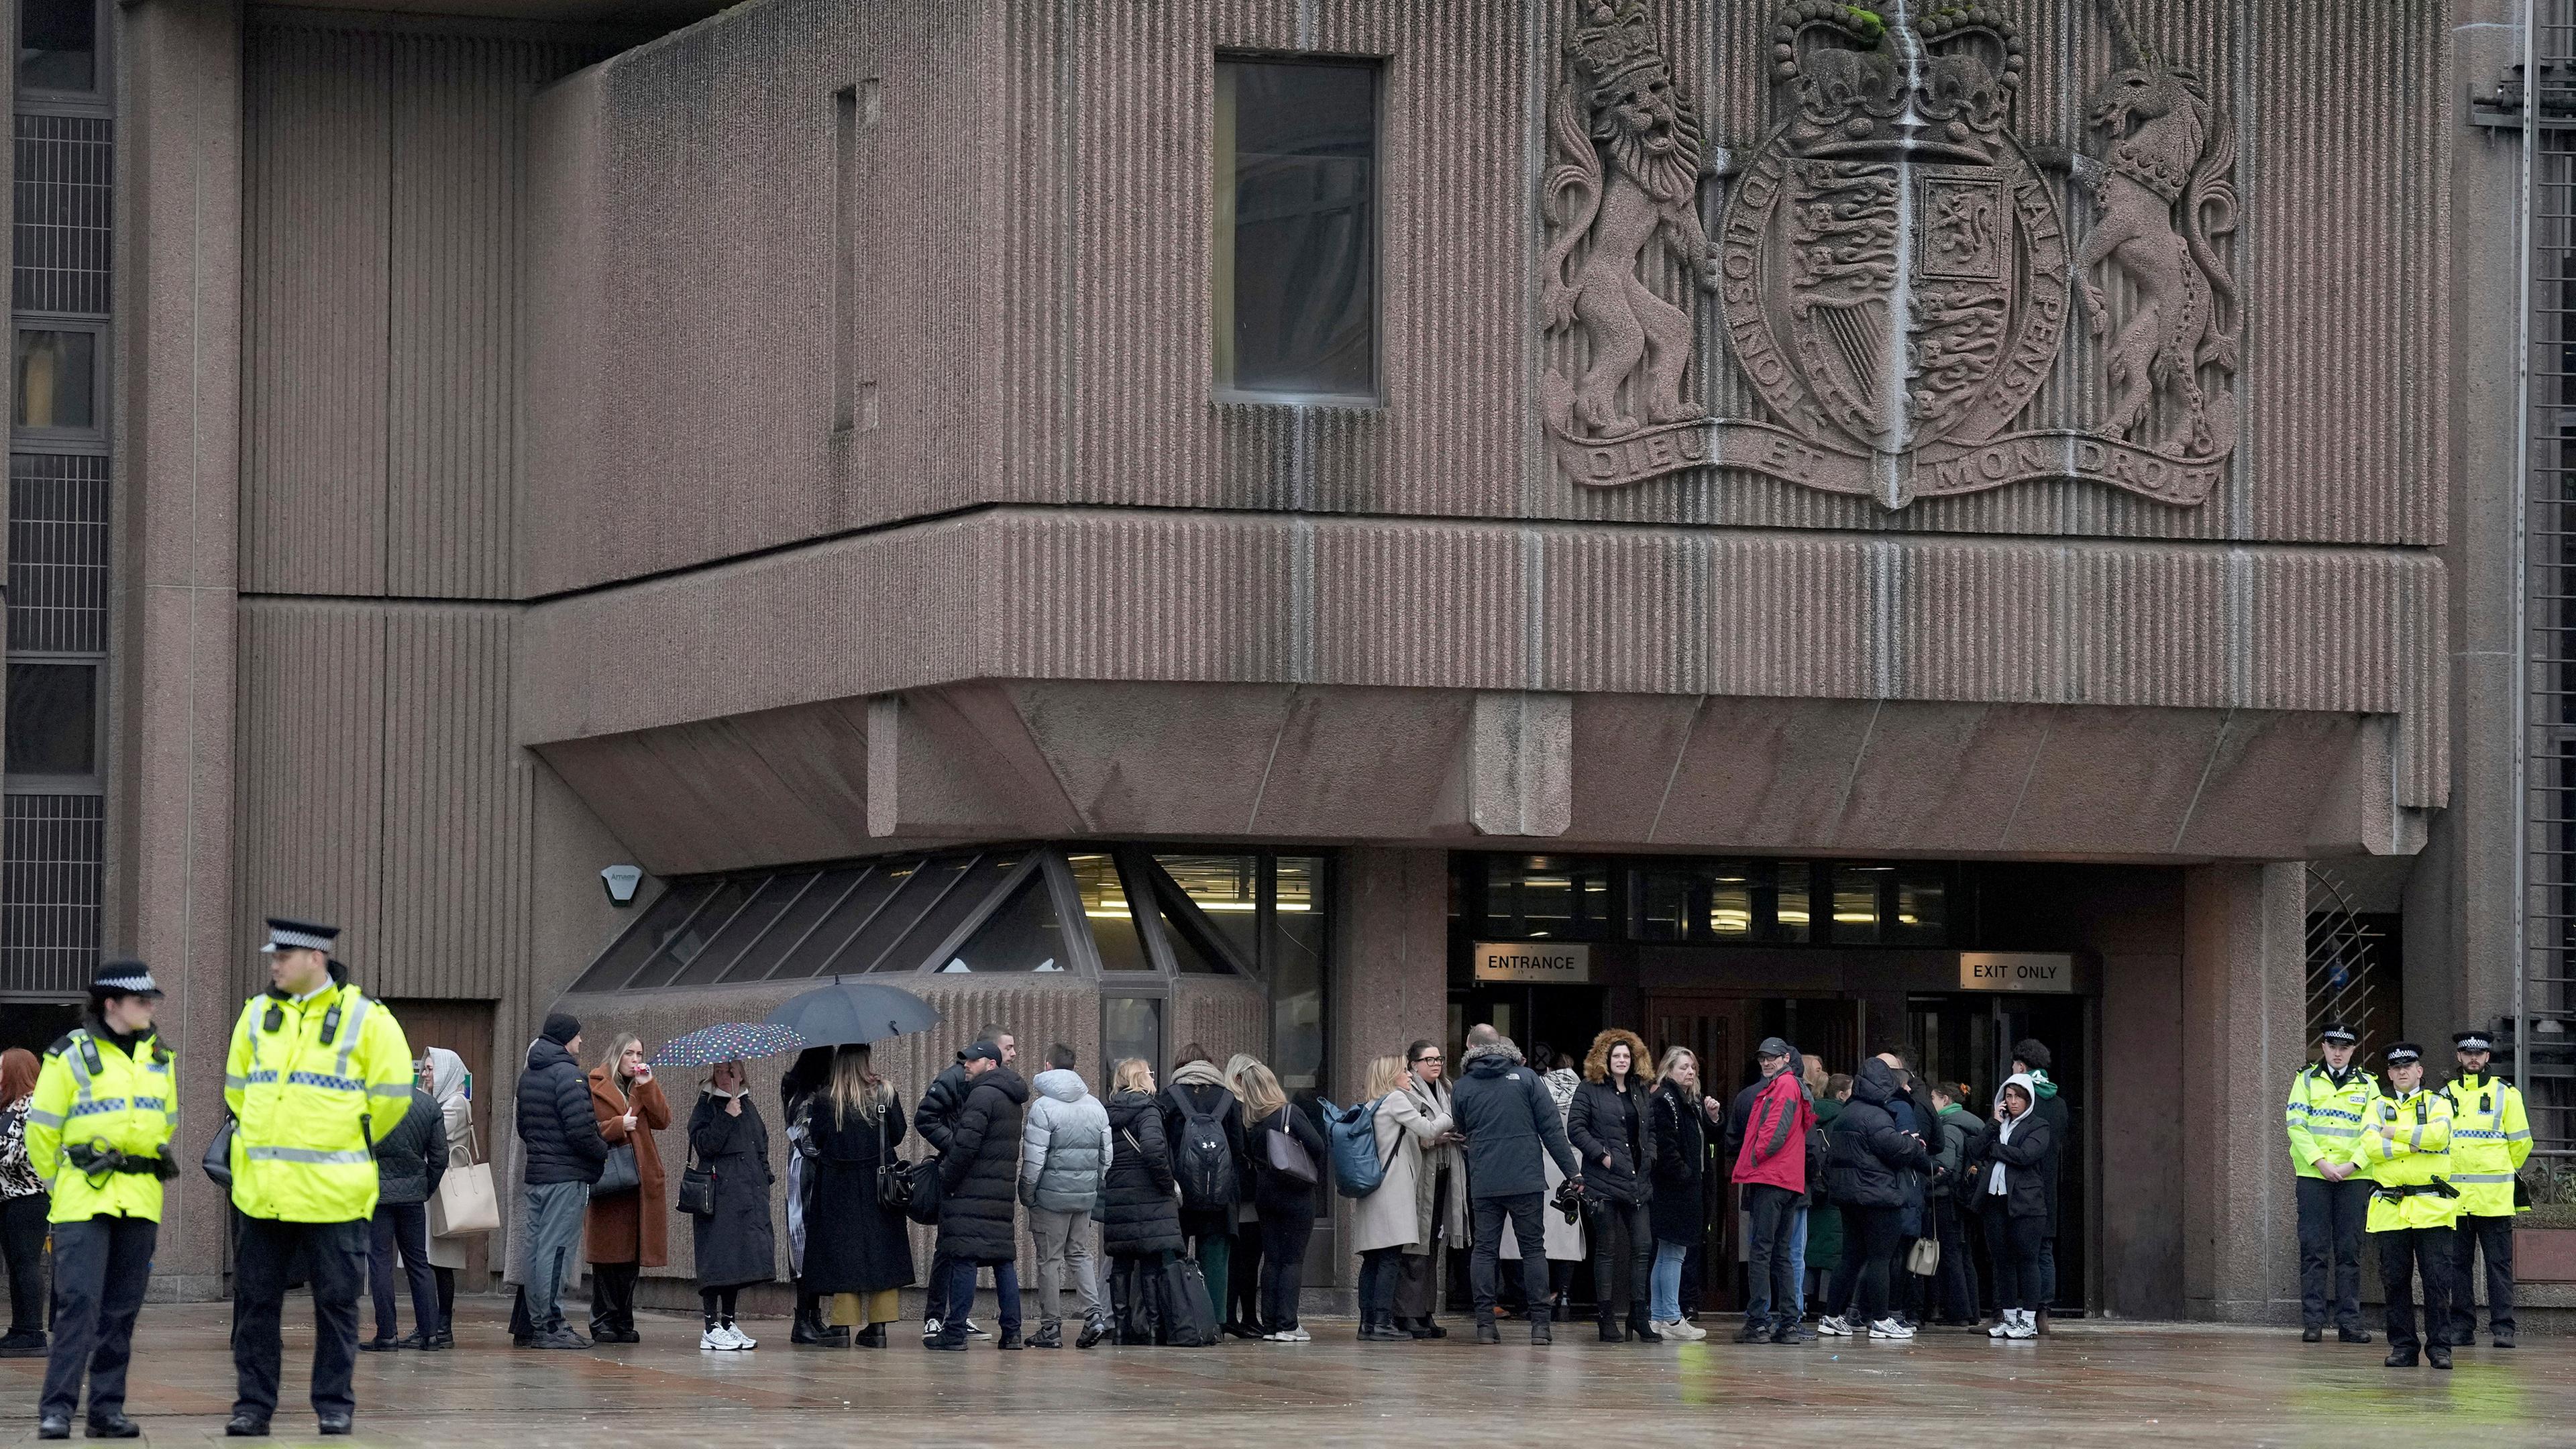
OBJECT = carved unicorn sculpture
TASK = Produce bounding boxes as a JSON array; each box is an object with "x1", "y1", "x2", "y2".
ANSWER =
[{"x1": 2074, "y1": 3, "x2": 2240, "y2": 453}]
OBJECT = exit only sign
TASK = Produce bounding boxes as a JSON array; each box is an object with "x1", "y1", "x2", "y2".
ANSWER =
[{"x1": 1958, "y1": 953, "x2": 2076, "y2": 993}]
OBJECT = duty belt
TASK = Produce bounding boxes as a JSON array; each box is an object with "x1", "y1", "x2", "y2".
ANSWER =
[{"x1": 2373, "y1": 1179, "x2": 2460, "y2": 1202}]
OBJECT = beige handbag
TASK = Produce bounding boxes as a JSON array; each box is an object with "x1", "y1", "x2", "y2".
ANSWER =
[
  {"x1": 1905, "y1": 1234, "x2": 1941, "y2": 1277},
  {"x1": 429, "y1": 1125, "x2": 500, "y2": 1237}
]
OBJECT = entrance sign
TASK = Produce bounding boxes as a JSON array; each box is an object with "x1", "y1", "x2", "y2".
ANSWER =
[
  {"x1": 1474, "y1": 942, "x2": 1592, "y2": 984},
  {"x1": 1959, "y1": 953, "x2": 2076, "y2": 993}
]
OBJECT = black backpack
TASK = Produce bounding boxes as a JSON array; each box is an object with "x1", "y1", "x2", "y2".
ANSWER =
[{"x1": 1173, "y1": 1091, "x2": 1240, "y2": 1210}]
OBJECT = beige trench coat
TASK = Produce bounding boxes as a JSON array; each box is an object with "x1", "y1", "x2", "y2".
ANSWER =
[{"x1": 1352, "y1": 1086, "x2": 1450, "y2": 1254}]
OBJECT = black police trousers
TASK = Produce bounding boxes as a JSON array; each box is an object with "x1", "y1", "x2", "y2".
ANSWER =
[
  {"x1": 232, "y1": 1216, "x2": 368, "y2": 1421},
  {"x1": 2449, "y1": 1213, "x2": 2515, "y2": 1338},
  {"x1": 2294, "y1": 1175, "x2": 2369, "y2": 1331},
  {"x1": 2375, "y1": 1224, "x2": 2454, "y2": 1356},
  {"x1": 40, "y1": 1215, "x2": 156, "y2": 1423}
]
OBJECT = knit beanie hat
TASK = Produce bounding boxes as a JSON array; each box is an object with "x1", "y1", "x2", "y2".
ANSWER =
[{"x1": 541, "y1": 1012, "x2": 582, "y2": 1046}]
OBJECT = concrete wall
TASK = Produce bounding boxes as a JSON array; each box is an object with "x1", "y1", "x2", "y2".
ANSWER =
[{"x1": 521, "y1": 0, "x2": 2451, "y2": 599}]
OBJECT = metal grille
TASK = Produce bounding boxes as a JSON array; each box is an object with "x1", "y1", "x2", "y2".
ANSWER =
[
  {"x1": 0, "y1": 792, "x2": 100, "y2": 994},
  {"x1": 2522, "y1": 0, "x2": 2576, "y2": 1156},
  {"x1": 11, "y1": 113, "x2": 111, "y2": 315},
  {"x1": 8, "y1": 452, "x2": 107, "y2": 653},
  {"x1": 2306, "y1": 866, "x2": 2398, "y2": 1063}
]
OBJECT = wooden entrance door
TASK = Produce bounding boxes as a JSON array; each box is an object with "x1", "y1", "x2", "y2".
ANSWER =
[
  {"x1": 379, "y1": 999, "x2": 497, "y2": 1286},
  {"x1": 1643, "y1": 992, "x2": 1761, "y2": 1311}
]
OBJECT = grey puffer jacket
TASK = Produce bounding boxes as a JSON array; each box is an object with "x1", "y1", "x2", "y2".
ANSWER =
[{"x1": 1020, "y1": 1068, "x2": 1111, "y2": 1213}]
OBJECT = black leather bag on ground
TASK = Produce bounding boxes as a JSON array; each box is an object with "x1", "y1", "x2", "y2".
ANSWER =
[{"x1": 1153, "y1": 1256, "x2": 1220, "y2": 1347}]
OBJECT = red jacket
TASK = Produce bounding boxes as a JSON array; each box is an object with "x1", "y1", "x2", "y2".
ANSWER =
[{"x1": 1731, "y1": 1069, "x2": 1812, "y2": 1193}]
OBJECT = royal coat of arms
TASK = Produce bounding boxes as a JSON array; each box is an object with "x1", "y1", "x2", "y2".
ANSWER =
[{"x1": 1542, "y1": 1, "x2": 2241, "y2": 508}]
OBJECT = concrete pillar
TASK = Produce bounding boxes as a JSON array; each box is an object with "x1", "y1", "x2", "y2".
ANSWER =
[
  {"x1": 2180, "y1": 863, "x2": 2306, "y2": 1322},
  {"x1": 1323, "y1": 847, "x2": 1448, "y2": 1293},
  {"x1": 109, "y1": 0, "x2": 243, "y2": 1299}
]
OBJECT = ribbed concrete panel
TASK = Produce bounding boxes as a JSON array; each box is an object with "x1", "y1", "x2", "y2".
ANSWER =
[
  {"x1": 389, "y1": 34, "x2": 594, "y2": 599},
  {"x1": 236, "y1": 600, "x2": 529, "y2": 999},
  {"x1": 379, "y1": 607, "x2": 528, "y2": 1000},
  {"x1": 235, "y1": 600, "x2": 388, "y2": 971},
  {"x1": 1170, "y1": 976, "x2": 1269, "y2": 1073},
  {"x1": 515, "y1": 508, "x2": 2447, "y2": 810},
  {"x1": 240, "y1": 22, "x2": 390, "y2": 596},
  {"x1": 523, "y1": 0, "x2": 2444, "y2": 598}
]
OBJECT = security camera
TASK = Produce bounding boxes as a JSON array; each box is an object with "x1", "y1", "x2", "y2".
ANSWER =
[{"x1": 600, "y1": 865, "x2": 643, "y2": 906}]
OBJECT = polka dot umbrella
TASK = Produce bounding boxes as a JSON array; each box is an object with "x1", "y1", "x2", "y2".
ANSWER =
[{"x1": 650, "y1": 1021, "x2": 806, "y2": 1068}]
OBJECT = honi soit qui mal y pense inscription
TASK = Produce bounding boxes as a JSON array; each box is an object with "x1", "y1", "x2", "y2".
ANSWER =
[{"x1": 1540, "y1": 0, "x2": 2240, "y2": 507}]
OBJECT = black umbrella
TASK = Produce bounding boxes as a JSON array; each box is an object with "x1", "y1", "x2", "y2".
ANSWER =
[{"x1": 763, "y1": 979, "x2": 941, "y2": 1048}]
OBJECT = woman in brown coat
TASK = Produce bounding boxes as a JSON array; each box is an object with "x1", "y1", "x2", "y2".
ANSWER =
[{"x1": 584, "y1": 1033, "x2": 671, "y2": 1342}]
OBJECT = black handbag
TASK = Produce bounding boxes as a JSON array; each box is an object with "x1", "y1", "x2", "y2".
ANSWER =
[
  {"x1": 677, "y1": 1144, "x2": 716, "y2": 1218},
  {"x1": 203, "y1": 1116, "x2": 236, "y2": 1188},
  {"x1": 905, "y1": 1154, "x2": 945, "y2": 1226},
  {"x1": 875, "y1": 1109, "x2": 915, "y2": 1212},
  {"x1": 596, "y1": 1142, "x2": 640, "y2": 1195}
]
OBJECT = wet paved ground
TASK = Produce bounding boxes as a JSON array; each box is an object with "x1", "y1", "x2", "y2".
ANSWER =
[{"x1": 1, "y1": 1301, "x2": 2568, "y2": 1446}]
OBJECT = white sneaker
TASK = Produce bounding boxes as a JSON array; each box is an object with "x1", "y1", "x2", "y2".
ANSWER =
[
  {"x1": 700, "y1": 1327, "x2": 737, "y2": 1350},
  {"x1": 2004, "y1": 1309, "x2": 2038, "y2": 1340},
  {"x1": 1654, "y1": 1318, "x2": 1698, "y2": 1342},
  {"x1": 1868, "y1": 1317, "x2": 1915, "y2": 1340},
  {"x1": 725, "y1": 1324, "x2": 757, "y2": 1349},
  {"x1": 1988, "y1": 1317, "x2": 2011, "y2": 1338},
  {"x1": 1289, "y1": 1326, "x2": 1311, "y2": 1342},
  {"x1": 961, "y1": 1318, "x2": 990, "y2": 1338},
  {"x1": 1263, "y1": 1330, "x2": 1294, "y2": 1342},
  {"x1": 1815, "y1": 1315, "x2": 1851, "y2": 1337}
]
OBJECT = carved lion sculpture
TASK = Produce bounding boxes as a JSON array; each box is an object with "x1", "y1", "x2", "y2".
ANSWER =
[
  {"x1": 1541, "y1": 12, "x2": 1719, "y2": 439},
  {"x1": 2076, "y1": 57, "x2": 2240, "y2": 453}
]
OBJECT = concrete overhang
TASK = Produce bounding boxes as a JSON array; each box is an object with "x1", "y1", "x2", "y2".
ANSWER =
[{"x1": 517, "y1": 507, "x2": 2447, "y2": 871}]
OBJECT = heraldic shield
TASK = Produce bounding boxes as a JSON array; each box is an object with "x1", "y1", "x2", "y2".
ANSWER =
[{"x1": 1716, "y1": 7, "x2": 2071, "y2": 500}]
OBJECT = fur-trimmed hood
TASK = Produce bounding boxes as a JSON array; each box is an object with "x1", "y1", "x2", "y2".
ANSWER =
[{"x1": 1582, "y1": 1028, "x2": 1653, "y2": 1085}]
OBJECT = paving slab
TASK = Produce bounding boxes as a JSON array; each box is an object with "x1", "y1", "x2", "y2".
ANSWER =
[{"x1": 1, "y1": 1303, "x2": 2567, "y2": 1447}]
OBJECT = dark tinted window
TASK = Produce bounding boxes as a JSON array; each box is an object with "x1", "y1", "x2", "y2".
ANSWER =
[
  {"x1": 569, "y1": 880, "x2": 716, "y2": 992},
  {"x1": 667, "y1": 871, "x2": 817, "y2": 987},
  {"x1": 873, "y1": 851, "x2": 1024, "y2": 973},
  {"x1": 936, "y1": 871, "x2": 1070, "y2": 973},
  {"x1": 18, "y1": 0, "x2": 95, "y2": 92},
  {"x1": 5, "y1": 660, "x2": 93, "y2": 775},
  {"x1": 1215, "y1": 59, "x2": 1376, "y2": 397}
]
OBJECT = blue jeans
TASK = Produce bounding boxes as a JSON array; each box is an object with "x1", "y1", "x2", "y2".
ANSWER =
[
  {"x1": 1788, "y1": 1201, "x2": 1809, "y2": 1316},
  {"x1": 943, "y1": 1256, "x2": 1021, "y2": 1336},
  {"x1": 1649, "y1": 1238, "x2": 1690, "y2": 1323}
]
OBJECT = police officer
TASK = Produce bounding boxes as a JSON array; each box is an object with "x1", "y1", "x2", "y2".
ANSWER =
[
  {"x1": 2284, "y1": 1020, "x2": 2373, "y2": 1343},
  {"x1": 22, "y1": 960, "x2": 179, "y2": 1440},
  {"x1": 223, "y1": 918, "x2": 413, "y2": 1438},
  {"x1": 2347, "y1": 1042, "x2": 2457, "y2": 1370},
  {"x1": 2441, "y1": 1028, "x2": 2530, "y2": 1348}
]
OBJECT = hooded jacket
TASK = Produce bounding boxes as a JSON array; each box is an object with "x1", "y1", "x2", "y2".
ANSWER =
[
  {"x1": 1933, "y1": 1101, "x2": 1989, "y2": 1202},
  {"x1": 2024, "y1": 1069, "x2": 2070, "y2": 1230},
  {"x1": 516, "y1": 1036, "x2": 610, "y2": 1186},
  {"x1": 1732, "y1": 1065, "x2": 1812, "y2": 1196},
  {"x1": 938, "y1": 1064, "x2": 1029, "y2": 1264},
  {"x1": 1974, "y1": 1073, "x2": 2054, "y2": 1220},
  {"x1": 1825, "y1": 1059, "x2": 1927, "y2": 1210},
  {"x1": 1020, "y1": 1067, "x2": 1112, "y2": 1213},
  {"x1": 1450, "y1": 1038, "x2": 1583, "y2": 1200},
  {"x1": 1099, "y1": 1089, "x2": 1185, "y2": 1258},
  {"x1": 1567, "y1": 1031, "x2": 1656, "y2": 1207}
]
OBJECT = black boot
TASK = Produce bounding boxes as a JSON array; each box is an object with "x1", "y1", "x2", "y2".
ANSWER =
[
  {"x1": 2428, "y1": 1344, "x2": 2453, "y2": 1371},
  {"x1": 792, "y1": 1297, "x2": 828, "y2": 1346},
  {"x1": 1598, "y1": 1305, "x2": 1624, "y2": 1342},
  {"x1": 1475, "y1": 1318, "x2": 1501, "y2": 1345},
  {"x1": 1628, "y1": 1305, "x2": 1662, "y2": 1343},
  {"x1": 1530, "y1": 1305, "x2": 1553, "y2": 1346},
  {"x1": 854, "y1": 1324, "x2": 886, "y2": 1348}
]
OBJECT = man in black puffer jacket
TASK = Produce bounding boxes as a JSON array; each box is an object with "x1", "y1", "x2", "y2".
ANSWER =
[
  {"x1": 916, "y1": 1025, "x2": 1012, "y2": 1342},
  {"x1": 363, "y1": 1082, "x2": 447, "y2": 1351},
  {"x1": 1451, "y1": 1028, "x2": 1585, "y2": 1346},
  {"x1": 514, "y1": 1014, "x2": 608, "y2": 1348},
  {"x1": 1819, "y1": 1057, "x2": 1929, "y2": 1340},
  {"x1": 929, "y1": 1043, "x2": 1028, "y2": 1351}
]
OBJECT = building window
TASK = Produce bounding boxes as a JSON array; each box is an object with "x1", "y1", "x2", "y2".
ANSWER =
[
  {"x1": 0, "y1": 792, "x2": 100, "y2": 993},
  {"x1": 1102, "y1": 995, "x2": 1163, "y2": 1077},
  {"x1": 13, "y1": 324, "x2": 97, "y2": 434},
  {"x1": 1479, "y1": 855, "x2": 1619, "y2": 941},
  {"x1": 1212, "y1": 57, "x2": 1377, "y2": 400},
  {"x1": 14, "y1": 115, "x2": 112, "y2": 314},
  {"x1": 17, "y1": 0, "x2": 97, "y2": 94},
  {"x1": 5, "y1": 659, "x2": 95, "y2": 780}
]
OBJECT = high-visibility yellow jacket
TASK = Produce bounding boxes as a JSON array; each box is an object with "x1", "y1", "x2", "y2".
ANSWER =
[
  {"x1": 2440, "y1": 1071, "x2": 2532, "y2": 1218},
  {"x1": 2285, "y1": 1061, "x2": 2375, "y2": 1178},
  {"x1": 22, "y1": 1027, "x2": 177, "y2": 1224},
  {"x1": 223, "y1": 977, "x2": 413, "y2": 1223},
  {"x1": 2345, "y1": 1085, "x2": 2457, "y2": 1232}
]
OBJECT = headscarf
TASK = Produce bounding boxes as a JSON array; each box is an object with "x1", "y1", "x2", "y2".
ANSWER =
[{"x1": 425, "y1": 1047, "x2": 468, "y2": 1108}]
